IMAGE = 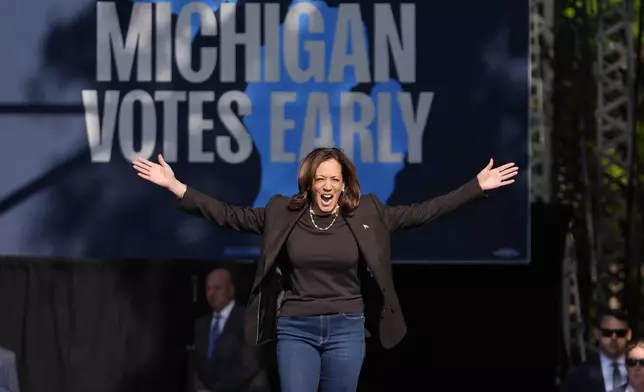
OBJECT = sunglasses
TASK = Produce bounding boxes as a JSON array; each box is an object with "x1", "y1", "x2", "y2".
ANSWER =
[
  {"x1": 601, "y1": 328, "x2": 629, "y2": 338},
  {"x1": 626, "y1": 358, "x2": 644, "y2": 367}
]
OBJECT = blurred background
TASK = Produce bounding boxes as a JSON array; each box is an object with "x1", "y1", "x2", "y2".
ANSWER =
[{"x1": 0, "y1": 0, "x2": 641, "y2": 391}]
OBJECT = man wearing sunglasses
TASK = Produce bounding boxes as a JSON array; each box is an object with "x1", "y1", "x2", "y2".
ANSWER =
[
  {"x1": 609, "y1": 338, "x2": 644, "y2": 392},
  {"x1": 562, "y1": 309, "x2": 632, "y2": 392}
]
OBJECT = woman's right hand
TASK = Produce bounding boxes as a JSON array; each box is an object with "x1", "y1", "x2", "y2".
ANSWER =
[{"x1": 133, "y1": 154, "x2": 186, "y2": 197}]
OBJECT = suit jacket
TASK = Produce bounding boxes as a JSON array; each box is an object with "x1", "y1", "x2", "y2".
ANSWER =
[
  {"x1": 561, "y1": 354, "x2": 606, "y2": 392},
  {"x1": 192, "y1": 305, "x2": 269, "y2": 392},
  {"x1": 179, "y1": 177, "x2": 485, "y2": 349}
]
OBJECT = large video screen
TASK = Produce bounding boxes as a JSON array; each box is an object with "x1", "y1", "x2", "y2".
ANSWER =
[{"x1": 0, "y1": 0, "x2": 530, "y2": 263}]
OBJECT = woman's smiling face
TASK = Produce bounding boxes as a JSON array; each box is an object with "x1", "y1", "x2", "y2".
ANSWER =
[{"x1": 310, "y1": 158, "x2": 344, "y2": 214}]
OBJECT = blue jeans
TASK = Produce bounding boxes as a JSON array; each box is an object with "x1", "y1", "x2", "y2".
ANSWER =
[{"x1": 276, "y1": 312, "x2": 366, "y2": 392}]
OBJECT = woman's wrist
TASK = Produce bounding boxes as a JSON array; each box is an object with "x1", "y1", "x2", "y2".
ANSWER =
[{"x1": 168, "y1": 179, "x2": 187, "y2": 198}]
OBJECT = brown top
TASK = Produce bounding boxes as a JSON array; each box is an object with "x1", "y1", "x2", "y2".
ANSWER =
[{"x1": 278, "y1": 211, "x2": 363, "y2": 317}]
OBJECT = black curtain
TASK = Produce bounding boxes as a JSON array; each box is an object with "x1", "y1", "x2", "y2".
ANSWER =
[{"x1": 0, "y1": 259, "x2": 255, "y2": 392}]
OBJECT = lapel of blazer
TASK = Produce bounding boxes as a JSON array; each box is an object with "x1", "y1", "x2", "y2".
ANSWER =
[
  {"x1": 589, "y1": 355, "x2": 606, "y2": 392},
  {"x1": 220, "y1": 305, "x2": 241, "y2": 336},
  {"x1": 253, "y1": 205, "x2": 306, "y2": 292},
  {"x1": 344, "y1": 206, "x2": 387, "y2": 290}
]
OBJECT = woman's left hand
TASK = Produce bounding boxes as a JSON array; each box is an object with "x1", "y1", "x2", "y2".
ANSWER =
[{"x1": 476, "y1": 158, "x2": 519, "y2": 191}]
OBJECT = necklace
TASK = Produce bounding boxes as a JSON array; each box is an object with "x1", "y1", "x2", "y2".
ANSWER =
[{"x1": 309, "y1": 205, "x2": 339, "y2": 231}]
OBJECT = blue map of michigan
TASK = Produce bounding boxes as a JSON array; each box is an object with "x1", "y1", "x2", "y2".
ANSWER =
[{"x1": 136, "y1": 0, "x2": 408, "y2": 206}]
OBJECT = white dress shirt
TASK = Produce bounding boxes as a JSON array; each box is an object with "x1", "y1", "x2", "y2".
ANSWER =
[
  {"x1": 211, "y1": 300, "x2": 235, "y2": 334},
  {"x1": 600, "y1": 352, "x2": 627, "y2": 392}
]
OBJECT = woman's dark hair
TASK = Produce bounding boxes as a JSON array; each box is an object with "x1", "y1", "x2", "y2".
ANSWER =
[{"x1": 287, "y1": 147, "x2": 361, "y2": 216}]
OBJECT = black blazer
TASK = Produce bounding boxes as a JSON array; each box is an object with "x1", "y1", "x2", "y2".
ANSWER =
[
  {"x1": 192, "y1": 304, "x2": 269, "y2": 392},
  {"x1": 179, "y1": 177, "x2": 486, "y2": 349},
  {"x1": 560, "y1": 354, "x2": 606, "y2": 392}
]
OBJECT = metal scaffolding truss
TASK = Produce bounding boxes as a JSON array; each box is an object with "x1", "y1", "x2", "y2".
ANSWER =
[
  {"x1": 594, "y1": 0, "x2": 636, "y2": 310},
  {"x1": 530, "y1": 0, "x2": 639, "y2": 372},
  {"x1": 561, "y1": 230, "x2": 588, "y2": 364},
  {"x1": 530, "y1": 0, "x2": 555, "y2": 203}
]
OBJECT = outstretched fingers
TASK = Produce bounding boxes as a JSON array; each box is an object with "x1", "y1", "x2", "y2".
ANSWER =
[
  {"x1": 157, "y1": 154, "x2": 169, "y2": 168},
  {"x1": 495, "y1": 162, "x2": 516, "y2": 172},
  {"x1": 500, "y1": 167, "x2": 519, "y2": 180},
  {"x1": 137, "y1": 172, "x2": 152, "y2": 181},
  {"x1": 134, "y1": 157, "x2": 154, "y2": 167},
  {"x1": 132, "y1": 160, "x2": 151, "y2": 175}
]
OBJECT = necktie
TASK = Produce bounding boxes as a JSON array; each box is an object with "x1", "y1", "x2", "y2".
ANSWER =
[
  {"x1": 207, "y1": 314, "x2": 221, "y2": 360},
  {"x1": 612, "y1": 361, "x2": 621, "y2": 389}
]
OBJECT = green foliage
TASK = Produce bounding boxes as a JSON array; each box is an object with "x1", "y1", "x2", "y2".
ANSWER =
[
  {"x1": 564, "y1": 0, "x2": 643, "y2": 39},
  {"x1": 563, "y1": 7, "x2": 576, "y2": 18}
]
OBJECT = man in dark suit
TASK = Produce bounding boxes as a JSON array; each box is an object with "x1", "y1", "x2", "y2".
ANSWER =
[
  {"x1": 561, "y1": 309, "x2": 632, "y2": 392},
  {"x1": 192, "y1": 268, "x2": 269, "y2": 392}
]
